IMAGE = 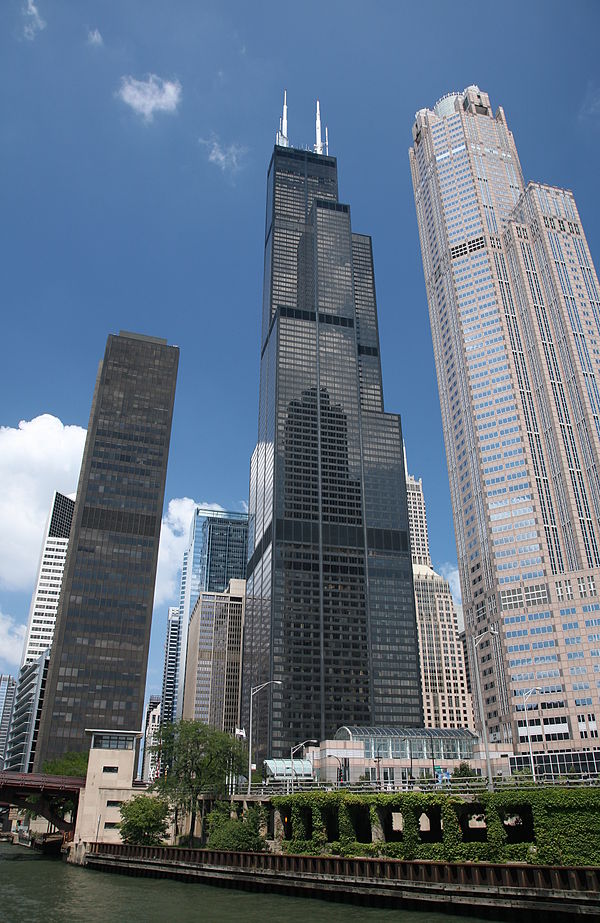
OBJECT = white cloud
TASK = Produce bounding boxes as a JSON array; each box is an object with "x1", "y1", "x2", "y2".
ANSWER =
[
  {"x1": 199, "y1": 135, "x2": 247, "y2": 174},
  {"x1": 439, "y1": 562, "x2": 464, "y2": 630},
  {"x1": 0, "y1": 415, "x2": 86, "y2": 591},
  {"x1": 579, "y1": 84, "x2": 600, "y2": 122},
  {"x1": 0, "y1": 608, "x2": 26, "y2": 671},
  {"x1": 154, "y1": 498, "x2": 225, "y2": 607},
  {"x1": 87, "y1": 28, "x2": 103, "y2": 47},
  {"x1": 23, "y1": 0, "x2": 46, "y2": 41},
  {"x1": 117, "y1": 74, "x2": 182, "y2": 122}
]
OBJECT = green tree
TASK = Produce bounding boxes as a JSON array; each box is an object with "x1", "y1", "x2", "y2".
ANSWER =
[
  {"x1": 151, "y1": 721, "x2": 246, "y2": 841},
  {"x1": 206, "y1": 804, "x2": 266, "y2": 852},
  {"x1": 119, "y1": 795, "x2": 170, "y2": 846},
  {"x1": 452, "y1": 761, "x2": 477, "y2": 779},
  {"x1": 42, "y1": 751, "x2": 89, "y2": 777}
]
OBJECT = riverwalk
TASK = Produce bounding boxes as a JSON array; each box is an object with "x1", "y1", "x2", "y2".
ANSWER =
[{"x1": 82, "y1": 843, "x2": 600, "y2": 920}]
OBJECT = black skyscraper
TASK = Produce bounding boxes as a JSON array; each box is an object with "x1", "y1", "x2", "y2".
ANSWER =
[
  {"x1": 242, "y1": 102, "x2": 423, "y2": 760},
  {"x1": 35, "y1": 331, "x2": 178, "y2": 766}
]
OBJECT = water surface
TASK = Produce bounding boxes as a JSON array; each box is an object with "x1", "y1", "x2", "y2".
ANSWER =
[{"x1": 0, "y1": 843, "x2": 497, "y2": 923}]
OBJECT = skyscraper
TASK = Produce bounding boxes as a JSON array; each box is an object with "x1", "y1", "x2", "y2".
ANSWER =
[
  {"x1": 21, "y1": 491, "x2": 75, "y2": 666},
  {"x1": 405, "y1": 467, "x2": 473, "y2": 730},
  {"x1": 411, "y1": 86, "x2": 600, "y2": 766},
  {"x1": 0, "y1": 675, "x2": 17, "y2": 767},
  {"x1": 160, "y1": 607, "x2": 182, "y2": 725},
  {"x1": 174, "y1": 509, "x2": 248, "y2": 720},
  {"x1": 35, "y1": 331, "x2": 178, "y2": 767},
  {"x1": 5, "y1": 491, "x2": 74, "y2": 771},
  {"x1": 4, "y1": 652, "x2": 49, "y2": 772},
  {"x1": 243, "y1": 96, "x2": 422, "y2": 761},
  {"x1": 142, "y1": 695, "x2": 161, "y2": 782},
  {"x1": 182, "y1": 578, "x2": 245, "y2": 733}
]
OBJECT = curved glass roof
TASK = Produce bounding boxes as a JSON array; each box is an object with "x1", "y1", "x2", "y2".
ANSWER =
[{"x1": 334, "y1": 726, "x2": 477, "y2": 741}]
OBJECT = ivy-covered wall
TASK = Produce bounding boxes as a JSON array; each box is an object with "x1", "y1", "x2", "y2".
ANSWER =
[{"x1": 271, "y1": 789, "x2": 600, "y2": 866}]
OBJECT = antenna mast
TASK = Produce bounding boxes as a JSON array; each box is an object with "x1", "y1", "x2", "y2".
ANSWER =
[
  {"x1": 314, "y1": 99, "x2": 323, "y2": 155},
  {"x1": 276, "y1": 90, "x2": 289, "y2": 147}
]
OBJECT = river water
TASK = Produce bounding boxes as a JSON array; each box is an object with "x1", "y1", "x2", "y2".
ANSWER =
[{"x1": 0, "y1": 843, "x2": 497, "y2": 923}]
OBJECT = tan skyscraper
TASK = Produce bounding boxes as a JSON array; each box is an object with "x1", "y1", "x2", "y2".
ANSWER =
[
  {"x1": 406, "y1": 467, "x2": 474, "y2": 730},
  {"x1": 410, "y1": 86, "x2": 600, "y2": 773},
  {"x1": 183, "y1": 578, "x2": 245, "y2": 734}
]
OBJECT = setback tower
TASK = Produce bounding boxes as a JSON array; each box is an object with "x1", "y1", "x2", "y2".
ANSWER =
[
  {"x1": 410, "y1": 86, "x2": 600, "y2": 769},
  {"x1": 243, "y1": 96, "x2": 422, "y2": 761}
]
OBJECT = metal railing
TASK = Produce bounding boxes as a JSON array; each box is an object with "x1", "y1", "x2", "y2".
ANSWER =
[{"x1": 239, "y1": 773, "x2": 600, "y2": 797}]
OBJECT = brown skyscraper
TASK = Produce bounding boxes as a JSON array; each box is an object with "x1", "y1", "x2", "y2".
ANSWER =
[{"x1": 35, "y1": 331, "x2": 178, "y2": 767}]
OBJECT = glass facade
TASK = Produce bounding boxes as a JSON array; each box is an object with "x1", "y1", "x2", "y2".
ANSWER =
[
  {"x1": 243, "y1": 143, "x2": 422, "y2": 761},
  {"x1": 174, "y1": 509, "x2": 248, "y2": 719},
  {"x1": 34, "y1": 331, "x2": 178, "y2": 767},
  {"x1": 410, "y1": 85, "x2": 600, "y2": 755}
]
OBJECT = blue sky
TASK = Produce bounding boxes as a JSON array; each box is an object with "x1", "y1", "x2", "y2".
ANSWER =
[{"x1": 1, "y1": 1, "x2": 599, "y2": 698}]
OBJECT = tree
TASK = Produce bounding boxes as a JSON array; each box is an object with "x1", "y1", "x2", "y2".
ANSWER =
[
  {"x1": 206, "y1": 804, "x2": 266, "y2": 852},
  {"x1": 119, "y1": 794, "x2": 170, "y2": 846},
  {"x1": 452, "y1": 761, "x2": 477, "y2": 779},
  {"x1": 42, "y1": 751, "x2": 89, "y2": 778},
  {"x1": 151, "y1": 721, "x2": 246, "y2": 841}
]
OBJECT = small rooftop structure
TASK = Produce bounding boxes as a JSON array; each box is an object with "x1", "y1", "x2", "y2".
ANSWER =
[{"x1": 264, "y1": 758, "x2": 313, "y2": 781}]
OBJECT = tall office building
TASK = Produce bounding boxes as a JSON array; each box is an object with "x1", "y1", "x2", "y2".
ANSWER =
[
  {"x1": 243, "y1": 96, "x2": 422, "y2": 761},
  {"x1": 0, "y1": 675, "x2": 17, "y2": 767},
  {"x1": 21, "y1": 491, "x2": 75, "y2": 666},
  {"x1": 5, "y1": 491, "x2": 74, "y2": 771},
  {"x1": 174, "y1": 509, "x2": 248, "y2": 719},
  {"x1": 405, "y1": 468, "x2": 473, "y2": 730},
  {"x1": 35, "y1": 331, "x2": 178, "y2": 767},
  {"x1": 160, "y1": 607, "x2": 182, "y2": 724},
  {"x1": 4, "y1": 652, "x2": 49, "y2": 772},
  {"x1": 182, "y1": 578, "x2": 246, "y2": 733},
  {"x1": 411, "y1": 85, "x2": 600, "y2": 766},
  {"x1": 142, "y1": 695, "x2": 161, "y2": 782}
]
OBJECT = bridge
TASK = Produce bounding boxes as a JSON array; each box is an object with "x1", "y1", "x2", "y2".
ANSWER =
[{"x1": 0, "y1": 771, "x2": 86, "y2": 834}]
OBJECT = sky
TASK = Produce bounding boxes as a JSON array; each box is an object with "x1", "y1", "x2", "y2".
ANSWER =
[{"x1": 1, "y1": 0, "x2": 599, "y2": 701}]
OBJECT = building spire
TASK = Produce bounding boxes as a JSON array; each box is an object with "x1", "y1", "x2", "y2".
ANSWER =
[
  {"x1": 314, "y1": 99, "x2": 323, "y2": 155},
  {"x1": 276, "y1": 89, "x2": 289, "y2": 147}
]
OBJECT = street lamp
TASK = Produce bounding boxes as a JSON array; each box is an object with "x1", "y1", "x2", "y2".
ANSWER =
[
  {"x1": 400, "y1": 736, "x2": 413, "y2": 787},
  {"x1": 290, "y1": 739, "x2": 318, "y2": 793},
  {"x1": 523, "y1": 687, "x2": 542, "y2": 783},
  {"x1": 471, "y1": 626, "x2": 498, "y2": 790},
  {"x1": 425, "y1": 730, "x2": 436, "y2": 782},
  {"x1": 330, "y1": 754, "x2": 343, "y2": 785},
  {"x1": 247, "y1": 680, "x2": 283, "y2": 795}
]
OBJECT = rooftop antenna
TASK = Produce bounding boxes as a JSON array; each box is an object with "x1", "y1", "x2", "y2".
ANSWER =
[
  {"x1": 314, "y1": 99, "x2": 323, "y2": 155},
  {"x1": 276, "y1": 89, "x2": 289, "y2": 147},
  {"x1": 325, "y1": 125, "x2": 329, "y2": 156}
]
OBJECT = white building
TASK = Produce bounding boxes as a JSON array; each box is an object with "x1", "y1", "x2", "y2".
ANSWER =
[
  {"x1": 410, "y1": 85, "x2": 600, "y2": 768},
  {"x1": 142, "y1": 697, "x2": 161, "y2": 782},
  {"x1": 21, "y1": 491, "x2": 74, "y2": 666},
  {"x1": 405, "y1": 467, "x2": 474, "y2": 731}
]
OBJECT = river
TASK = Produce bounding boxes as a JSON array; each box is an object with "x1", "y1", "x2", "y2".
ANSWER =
[{"x1": 0, "y1": 843, "x2": 497, "y2": 923}]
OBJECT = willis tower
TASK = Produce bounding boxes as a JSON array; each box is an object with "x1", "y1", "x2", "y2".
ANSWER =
[{"x1": 243, "y1": 95, "x2": 422, "y2": 760}]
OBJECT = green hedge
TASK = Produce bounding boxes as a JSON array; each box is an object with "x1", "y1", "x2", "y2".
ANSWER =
[{"x1": 271, "y1": 788, "x2": 600, "y2": 866}]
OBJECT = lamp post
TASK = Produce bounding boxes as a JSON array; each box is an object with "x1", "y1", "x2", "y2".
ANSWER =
[
  {"x1": 247, "y1": 680, "x2": 283, "y2": 795},
  {"x1": 400, "y1": 736, "x2": 413, "y2": 787},
  {"x1": 426, "y1": 730, "x2": 436, "y2": 782},
  {"x1": 471, "y1": 626, "x2": 498, "y2": 790},
  {"x1": 330, "y1": 754, "x2": 343, "y2": 785},
  {"x1": 523, "y1": 687, "x2": 542, "y2": 783},
  {"x1": 290, "y1": 739, "x2": 318, "y2": 793}
]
